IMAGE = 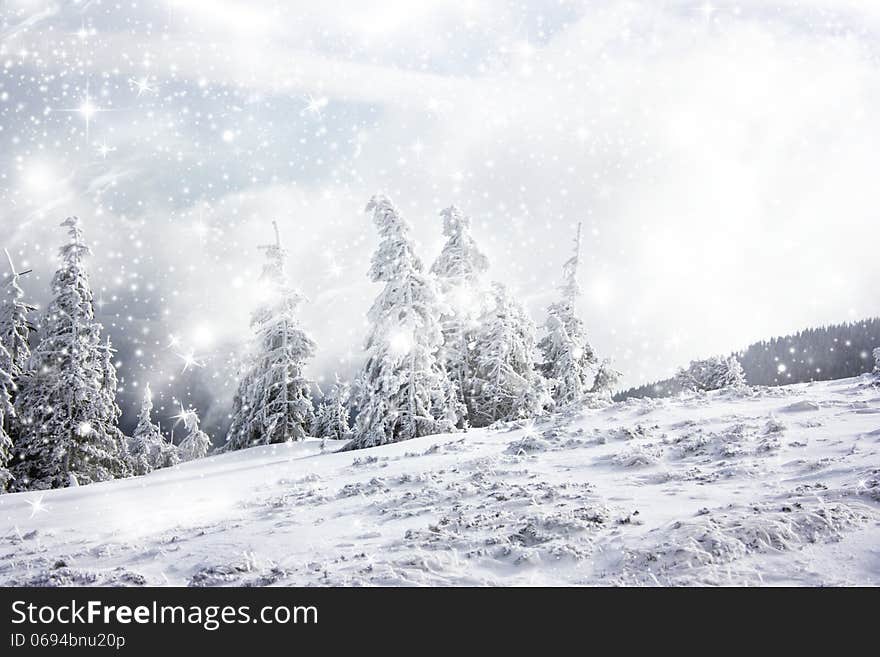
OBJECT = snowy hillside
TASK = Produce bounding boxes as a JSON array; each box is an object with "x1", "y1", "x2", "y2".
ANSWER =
[{"x1": 1, "y1": 376, "x2": 879, "y2": 587}]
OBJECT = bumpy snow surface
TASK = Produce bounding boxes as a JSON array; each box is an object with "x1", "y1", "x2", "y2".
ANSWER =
[{"x1": 2, "y1": 376, "x2": 879, "y2": 586}]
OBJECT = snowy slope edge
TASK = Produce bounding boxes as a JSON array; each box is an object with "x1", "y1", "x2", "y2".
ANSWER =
[{"x1": 1, "y1": 376, "x2": 878, "y2": 586}]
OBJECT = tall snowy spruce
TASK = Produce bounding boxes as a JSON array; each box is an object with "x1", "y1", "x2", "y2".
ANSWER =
[
  {"x1": 349, "y1": 195, "x2": 458, "y2": 449},
  {"x1": 468, "y1": 283, "x2": 551, "y2": 426},
  {"x1": 0, "y1": 249, "x2": 34, "y2": 444},
  {"x1": 539, "y1": 222, "x2": 600, "y2": 406},
  {"x1": 430, "y1": 205, "x2": 489, "y2": 426},
  {"x1": 224, "y1": 222, "x2": 316, "y2": 450},
  {"x1": 0, "y1": 249, "x2": 33, "y2": 378},
  {"x1": 176, "y1": 404, "x2": 212, "y2": 462},
  {"x1": 311, "y1": 376, "x2": 352, "y2": 441},
  {"x1": 11, "y1": 217, "x2": 128, "y2": 490},
  {"x1": 0, "y1": 353, "x2": 14, "y2": 491},
  {"x1": 129, "y1": 383, "x2": 178, "y2": 475},
  {"x1": 98, "y1": 337, "x2": 131, "y2": 467}
]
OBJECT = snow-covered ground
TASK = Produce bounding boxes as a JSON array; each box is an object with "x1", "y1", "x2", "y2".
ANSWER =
[{"x1": 2, "y1": 376, "x2": 879, "y2": 587}]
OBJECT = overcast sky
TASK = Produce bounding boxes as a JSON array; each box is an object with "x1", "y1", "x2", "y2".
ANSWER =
[{"x1": 2, "y1": 0, "x2": 879, "y2": 436}]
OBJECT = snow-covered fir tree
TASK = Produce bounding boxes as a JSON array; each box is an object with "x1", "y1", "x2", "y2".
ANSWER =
[
  {"x1": 225, "y1": 222, "x2": 317, "y2": 450},
  {"x1": 0, "y1": 249, "x2": 34, "y2": 444},
  {"x1": 98, "y1": 337, "x2": 131, "y2": 471},
  {"x1": 0, "y1": 353, "x2": 14, "y2": 491},
  {"x1": 675, "y1": 355, "x2": 747, "y2": 392},
  {"x1": 11, "y1": 217, "x2": 127, "y2": 490},
  {"x1": 311, "y1": 376, "x2": 352, "y2": 441},
  {"x1": 874, "y1": 347, "x2": 880, "y2": 375},
  {"x1": 0, "y1": 249, "x2": 33, "y2": 378},
  {"x1": 156, "y1": 433, "x2": 180, "y2": 469},
  {"x1": 129, "y1": 383, "x2": 177, "y2": 475},
  {"x1": 538, "y1": 222, "x2": 599, "y2": 406},
  {"x1": 176, "y1": 404, "x2": 212, "y2": 462},
  {"x1": 349, "y1": 195, "x2": 458, "y2": 449},
  {"x1": 430, "y1": 205, "x2": 489, "y2": 425},
  {"x1": 467, "y1": 282, "x2": 551, "y2": 426},
  {"x1": 590, "y1": 359, "x2": 621, "y2": 398}
]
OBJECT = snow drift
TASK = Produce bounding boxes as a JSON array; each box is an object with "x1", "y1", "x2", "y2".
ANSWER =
[{"x1": 1, "y1": 376, "x2": 879, "y2": 586}]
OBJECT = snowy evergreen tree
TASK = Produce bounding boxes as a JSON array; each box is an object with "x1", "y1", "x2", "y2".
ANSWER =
[
  {"x1": 156, "y1": 435, "x2": 180, "y2": 469},
  {"x1": 11, "y1": 217, "x2": 127, "y2": 490},
  {"x1": 129, "y1": 383, "x2": 177, "y2": 475},
  {"x1": 312, "y1": 376, "x2": 352, "y2": 441},
  {"x1": 675, "y1": 355, "x2": 747, "y2": 392},
  {"x1": 349, "y1": 195, "x2": 458, "y2": 449},
  {"x1": 467, "y1": 283, "x2": 551, "y2": 426},
  {"x1": 98, "y1": 337, "x2": 131, "y2": 473},
  {"x1": 0, "y1": 353, "x2": 14, "y2": 491},
  {"x1": 430, "y1": 205, "x2": 489, "y2": 425},
  {"x1": 0, "y1": 249, "x2": 34, "y2": 445},
  {"x1": 591, "y1": 359, "x2": 621, "y2": 398},
  {"x1": 0, "y1": 249, "x2": 33, "y2": 378},
  {"x1": 225, "y1": 222, "x2": 317, "y2": 450},
  {"x1": 874, "y1": 347, "x2": 880, "y2": 375},
  {"x1": 176, "y1": 404, "x2": 212, "y2": 462},
  {"x1": 538, "y1": 222, "x2": 599, "y2": 406}
]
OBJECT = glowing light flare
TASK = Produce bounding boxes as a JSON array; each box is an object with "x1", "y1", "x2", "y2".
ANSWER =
[
  {"x1": 171, "y1": 401, "x2": 199, "y2": 431},
  {"x1": 25, "y1": 494, "x2": 49, "y2": 518},
  {"x1": 449, "y1": 286, "x2": 480, "y2": 317},
  {"x1": 191, "y1": 323, "x2": 215, "y2": 348},
  {"x1": 56, "y1": 83, "x2": 109, "y2": 141},
  {"x1": 96, "y1": 140, "x2": 116, "y2": 159},
  {"x1": 79, "y1": 98, "x2": 97, "y2": 121},
  {"x1": 178, "y1": 351, "x2": 205, "y2": 373},
  {"x1": 519, "y1": 419, "x2": 538, "y2": 440},
  {"x1": 129, "y1": 77, "x2": 156, "y2": 96},
  {"x1": 304, "y1": 94, "x2": 328, "y2": 117},
  {"x1": 22, "y1": 162, "x2": 55, "y2": 194},
  {"x1": 389, "y1": 329, "x2": 414, "y2": 357}
]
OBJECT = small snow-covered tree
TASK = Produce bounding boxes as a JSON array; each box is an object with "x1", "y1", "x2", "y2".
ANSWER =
[
  {"x1": 874, "y1": 347, "x2": 880, "y2": 375},
  {"x1": 176, "y1": 404, "x2": 212, "y2": 462},
  {"x1": 539, "y1": 222, "x2": 599, "y2": 406},
  {"x1": 312, "y1": 376, "x2": 352, "y2": 441},
  {"x1": 675, "y1": 355, "x2": 746, "y2": 392},
  {"x1": 349, "y1": 195, "x2": 458, "y2": 449},
  {"x1": 430, "y1": 205, "x2": 489, "y2": 425},
  {"x1": 0, "y1": 249, "x2": 33, "y2": 378},
  {"x1": 225, "y1": 222, "x2": 317, "y2": 450},
  {"x1": 98, "y1": 337, "x2": 131, "y2": 474},
  {"x1": 590, "y1": 359, "x2": 621, "y2": 398},
  {"x1": 12, "y1": 217, "x2": 127, "y2": 490},
  {"x1": 467, "y1": 283, "x2": 551, "y2": 426},
  {"x1": 156, "y1": 435, "x2": 180, "y2": 469},
  {"x1": 0, "y1": 354, "x2": 14, "y2": 491},
  {"x1": 129, "y1": 384, "x2": 177, "y2": 475}
]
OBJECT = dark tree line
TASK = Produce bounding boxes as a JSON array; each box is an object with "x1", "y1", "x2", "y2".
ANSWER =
[{"x1": 616, "y1": 317, "x2": 880, "y2": 401}]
